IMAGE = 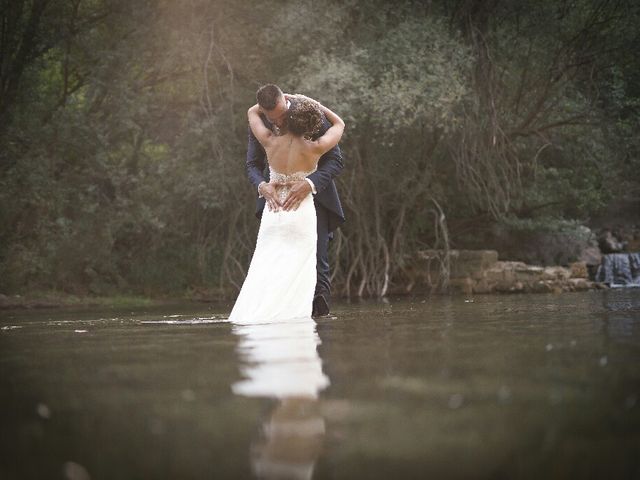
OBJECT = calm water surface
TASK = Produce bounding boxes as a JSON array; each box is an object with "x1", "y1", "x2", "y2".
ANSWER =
[{"x1": 1, "y1": 291, "x2": 640, "y2": 479}]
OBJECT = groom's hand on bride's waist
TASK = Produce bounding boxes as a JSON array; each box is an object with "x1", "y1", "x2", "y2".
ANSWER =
[{"x1": 282, "y1": 180, "x2": 312, "y2": 211}]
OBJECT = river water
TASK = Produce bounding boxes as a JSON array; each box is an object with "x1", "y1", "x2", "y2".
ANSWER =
[{"x1": 1, "y1": 290, "x2": 639, "y2": 479}]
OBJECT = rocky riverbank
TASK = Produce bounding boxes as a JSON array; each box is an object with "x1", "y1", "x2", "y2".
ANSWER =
[
  {"x1": 0, "y1": 249, "x2": 622, "y2": 310},
  {"x1": 407, "y1": 249, "x2": 607, "y2": 295}
]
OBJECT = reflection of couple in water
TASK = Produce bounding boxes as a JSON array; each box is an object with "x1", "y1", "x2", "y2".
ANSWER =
[
  {"x1": 229, "y1": 84, "x2": 343, "y2": 478},
  {"x1": 250, "y1": 397, "x2": 325, "y2": 480},
  {"x1": 233, "y1": 319, "x2": 328, "y2": 479}
]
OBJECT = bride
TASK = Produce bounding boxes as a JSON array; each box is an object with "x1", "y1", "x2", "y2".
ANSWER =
[{"x1": 229, "y1": 96, "x2": 345, "y2": 324}]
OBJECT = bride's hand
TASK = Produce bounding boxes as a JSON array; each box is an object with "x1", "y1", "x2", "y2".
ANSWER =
[{"x1": 259, "y1": 183, "x2": 281, "y2": 212}]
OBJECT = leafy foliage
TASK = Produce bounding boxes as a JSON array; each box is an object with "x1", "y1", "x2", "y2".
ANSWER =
[{"x1": 1, "y1": 0, "x2": 639, "y2": 296}]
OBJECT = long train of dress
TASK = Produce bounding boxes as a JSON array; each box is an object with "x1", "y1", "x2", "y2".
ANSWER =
[{"x1": 228, "y1": 168, "x2": 317, "y2": 325}]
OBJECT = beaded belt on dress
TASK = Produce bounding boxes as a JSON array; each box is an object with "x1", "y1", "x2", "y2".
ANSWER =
[{"x1": 269, "y1": 167, "x2": 316, "y2": 204}]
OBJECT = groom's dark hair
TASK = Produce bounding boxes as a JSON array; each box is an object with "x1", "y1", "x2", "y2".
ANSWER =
[{"x1": 256, "y1": 84, "x2": 284, "y2": 110}]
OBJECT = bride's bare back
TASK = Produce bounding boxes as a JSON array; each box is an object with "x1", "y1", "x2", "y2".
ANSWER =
[
  {"x1": 247, "y1": 98, "x2": 344, "y2": 176},
  {"x1": 265, "y1": 134, "x2": 321, "y2": 174}
]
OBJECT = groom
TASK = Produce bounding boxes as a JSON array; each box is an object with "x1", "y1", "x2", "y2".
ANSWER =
[{"x1": 246, "y1": 84, "x2": 345, "y2": 317}]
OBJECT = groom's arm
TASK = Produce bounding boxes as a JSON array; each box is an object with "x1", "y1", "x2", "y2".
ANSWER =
[
  {"x1": 306, "y1": 115, "x2": 344, "y2": 194},
  {"x1": 246, "y1": 126, "x2": 267, "y2": 190}
]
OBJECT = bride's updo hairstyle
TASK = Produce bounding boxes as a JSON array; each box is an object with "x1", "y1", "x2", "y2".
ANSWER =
[{"x1": 286, "y1": 98, "x2": 323, "y2": 138}]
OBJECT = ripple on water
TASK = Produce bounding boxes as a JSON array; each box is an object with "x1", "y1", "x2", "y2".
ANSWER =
[{"x1": 139, "y1": 317, "x2": 228, "y2": 325}]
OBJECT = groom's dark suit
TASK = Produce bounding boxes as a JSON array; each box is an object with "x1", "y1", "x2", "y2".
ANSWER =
[{"x1": 246, "y1": 99, "x2": 345, "y2": 302}]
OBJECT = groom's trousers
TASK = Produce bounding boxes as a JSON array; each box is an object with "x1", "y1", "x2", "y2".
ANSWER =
[{"x1": 315, "y1": 202, "x2": 332, "y2": 298}]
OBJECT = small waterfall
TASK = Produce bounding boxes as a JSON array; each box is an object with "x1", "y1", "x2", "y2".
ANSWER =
[{"x1": 596, "y1": 253, "x2": 640, "y2": 287}]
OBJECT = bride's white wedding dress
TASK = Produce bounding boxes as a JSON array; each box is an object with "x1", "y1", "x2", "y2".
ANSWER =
[{"x1": 229, "y1": 166, "x2": 317, "y2": 325}]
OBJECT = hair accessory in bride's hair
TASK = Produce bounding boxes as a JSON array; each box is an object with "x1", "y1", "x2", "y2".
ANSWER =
[{"x1": 286, "y1": 98, "x2": 322, "y2": 138}]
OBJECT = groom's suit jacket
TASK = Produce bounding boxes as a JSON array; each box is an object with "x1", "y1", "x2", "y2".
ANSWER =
[{"x1": 246, "y1": 98, "x2": 345, "y2": 233}]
